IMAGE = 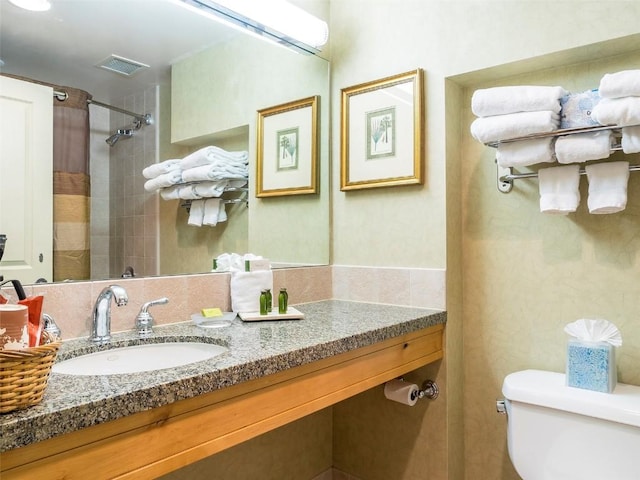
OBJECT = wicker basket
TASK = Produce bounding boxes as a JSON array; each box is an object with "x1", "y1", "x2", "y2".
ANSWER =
[{"x1": 0, "y1": 333, "x2": 61, "y2": 414}]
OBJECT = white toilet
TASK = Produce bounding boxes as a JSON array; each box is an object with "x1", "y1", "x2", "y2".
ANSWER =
[{"x1": 500, "y1": 369, "x2": 640, "y2": 480}]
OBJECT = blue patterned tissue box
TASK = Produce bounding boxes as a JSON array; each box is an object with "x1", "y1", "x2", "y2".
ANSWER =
[
  {"x1": 566, "y1": 340, "x2": 616, "y2": 393},
  {"x1": 560, "y1": 89, "x2": 601, "y2": 129}
]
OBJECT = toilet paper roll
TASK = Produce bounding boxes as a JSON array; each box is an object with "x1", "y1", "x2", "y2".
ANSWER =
[{"x1": 384, "y1": 379, "x2": 419, "y2": 406}]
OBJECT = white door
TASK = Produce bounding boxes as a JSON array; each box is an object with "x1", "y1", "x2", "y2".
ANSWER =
[{"x1": 0, "y1": 76, "x2": 53, "y2": 284}]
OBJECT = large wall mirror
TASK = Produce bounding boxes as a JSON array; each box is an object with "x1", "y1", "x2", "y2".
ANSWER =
[{"x1": 0, "y1": 0, "x2": 330, "y2": 284}]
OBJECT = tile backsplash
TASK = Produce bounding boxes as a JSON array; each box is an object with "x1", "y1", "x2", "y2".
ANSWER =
[{"x1": 2, "y1": 265, "x2": 444, "y2": 340}]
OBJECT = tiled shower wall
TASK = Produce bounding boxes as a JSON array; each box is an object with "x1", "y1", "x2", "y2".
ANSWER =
[
  {"x1": 89, "y1": 104, "x2": 111, "y2": 279},
  {"x1": 109, "y1": 86, "x2": 159, "y2": 279}
]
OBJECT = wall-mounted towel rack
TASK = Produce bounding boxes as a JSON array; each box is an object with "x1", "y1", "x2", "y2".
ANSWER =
[
  {"x1": 486, "y1": 123, "x2": 640, "y2": 193},
  {"x1": 180, "y1": 198, "x2": 248, "y2": 211}
]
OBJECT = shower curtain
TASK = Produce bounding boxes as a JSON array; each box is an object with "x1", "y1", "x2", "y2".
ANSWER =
[
  {"x1": 1, "y1": 74, "x2": 92, "y2": 281},
  {"x1": 51, "y1": 86, "x2": 92, "y2": 281}
]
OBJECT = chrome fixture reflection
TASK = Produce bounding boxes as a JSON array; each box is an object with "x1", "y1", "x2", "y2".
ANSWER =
[
  {"x1": 105, "y1": 118, "x2": 147, "y2": 146},
  {"x1": 175, "y1": 0, "x2": 328, "y2": 55}
]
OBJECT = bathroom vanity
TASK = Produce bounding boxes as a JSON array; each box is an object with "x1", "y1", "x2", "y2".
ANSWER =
[{"x1": 0, "y1": 300, "x2": 445, "y2": 479}]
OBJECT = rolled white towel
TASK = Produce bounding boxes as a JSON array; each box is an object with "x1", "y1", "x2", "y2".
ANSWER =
[
  {"x1": 496, "y1": 137, "x2": 555, "y2": 168},
  {"x1": 585, "y1": 161, "x2": 630, "y2": 214},
  {"x1": 591, "y1": 97, "x2": 640, "y2": 127},
  {"x1": 470, "y1": 111, "x2": 560, "y2": 144},
  {"x1": 555, "y1": 131, "x2": 612, "y2": 164},
  {"x1": 180, "y1": 146, "x2": 249, "y2": 170},
  {"x1": 159, "y1": 185, "x2": 181, "y2": 200},
  {"x1": 538, "y1": 165, "x2": 581, "y2": 215},
  {"x1": 202, "y1": 198, "x2": 221, "y2": 226},
  {"x1": 471, "y1": 85, "x2": 566, "y2": 117},
  {"x1": 143, "y1": 170, "x2": 183, "y2": 191},
  {"x1": 142, "y1": 159, "x2": 181, "y2": 179},
  {"x1": 187, "y1": 199, "x2": 205, "y2": 226},
  {"x1": 598, "y1": 70, "x2": 640, "y2": 99},
  {"x1": 621, "y1": 126, "x2": 640, "y2": 154},
  {"x1": 230, "y1": 269, "x2": 273, "y2": 313}
]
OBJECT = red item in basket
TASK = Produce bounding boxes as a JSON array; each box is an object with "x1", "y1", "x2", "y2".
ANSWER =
[{"x1": 18, "y1": 295, "x2": 44, "y2": 347}]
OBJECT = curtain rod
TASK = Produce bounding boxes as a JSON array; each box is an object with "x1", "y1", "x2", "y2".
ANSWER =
[{"x1": 53, "y1": 90, "x2": 152, "y2": 125}]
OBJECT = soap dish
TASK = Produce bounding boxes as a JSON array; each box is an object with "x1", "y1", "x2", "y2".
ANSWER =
[{"x1": 191, "y1": 312, "x2": 236, "y2": 329}]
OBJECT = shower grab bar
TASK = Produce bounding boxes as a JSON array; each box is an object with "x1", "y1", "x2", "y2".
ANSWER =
[{"x1": 53, "y1": 90, "x2": 152, "y2": 125}]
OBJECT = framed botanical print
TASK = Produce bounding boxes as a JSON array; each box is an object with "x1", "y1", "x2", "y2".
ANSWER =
[
  {"x1": 340, "y1": 69, "x2": 424, "y2": 191},
  {"x1": 257, "y1": 96, "x2": 319, "y2": 197}
]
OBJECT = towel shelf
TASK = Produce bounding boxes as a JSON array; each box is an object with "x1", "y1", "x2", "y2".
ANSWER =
[
  {"x1": 483, "y1": 122, "x2": 637, "y2": 148},
  {"x1": 487, "y1": 123, "x2": 640, "y2": 193}
]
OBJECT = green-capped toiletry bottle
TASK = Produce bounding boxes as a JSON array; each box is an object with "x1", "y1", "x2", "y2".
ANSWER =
[
  {"x1": 265, "y1": 289, "x2": 272, "y2": 312},
  {"x1": 278, "y1": 288, "x2": 288, "y2": 314},
  {"x1": 260, "y1": 290, "x2": 268, "y2": 315}
]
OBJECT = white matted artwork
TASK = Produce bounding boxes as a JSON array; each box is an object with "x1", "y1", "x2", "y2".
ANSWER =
[
  {"x1": 341, "y1": 69, "x2": 424, "y2": 190},
  {"x1": 257, "y1": 96, "x2": 319, "y2": 197}
]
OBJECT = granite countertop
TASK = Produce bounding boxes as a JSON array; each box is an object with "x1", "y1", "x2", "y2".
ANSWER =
[{"x1": 0, "y1": 300, "x2": 446, "y2": 452}]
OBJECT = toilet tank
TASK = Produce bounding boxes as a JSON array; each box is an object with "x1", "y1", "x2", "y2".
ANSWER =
[{"x1": 502, "y1": 369, "x2": 640, "y2": 480}]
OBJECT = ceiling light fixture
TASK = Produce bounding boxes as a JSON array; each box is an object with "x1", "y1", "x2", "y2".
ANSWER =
[
  {"x1": 175, "y1": 0, "x2": 328, "y2": 55},
  {"x1": 8, "y1": 0, "x2": 51, "y2": 12}
]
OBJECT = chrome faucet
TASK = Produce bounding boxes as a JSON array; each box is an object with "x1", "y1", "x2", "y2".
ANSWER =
[
  {"x1": 135, "y1": 297, "x2": 169, "y2": 337},
  {"x1": 90, "y1": 285, "x2": 128, "y2": 344}
]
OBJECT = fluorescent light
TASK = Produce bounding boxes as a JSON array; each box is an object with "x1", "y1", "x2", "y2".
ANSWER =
[
  {"x1": 8, "y1": 0, "x2": 51, "y2": 11},
  {"x1": 176, "y1": 0, "x2": 328, "y2": 55}
]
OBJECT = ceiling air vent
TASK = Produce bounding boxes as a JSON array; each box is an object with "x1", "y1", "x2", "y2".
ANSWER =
[{"x1": 96, "y1": 54, "x2": 149, "y2": 77}]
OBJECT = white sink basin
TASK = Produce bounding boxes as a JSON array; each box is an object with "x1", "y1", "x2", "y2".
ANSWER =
[{"x1": 52, "y1": 342, "x2": 227, "y2": 376}]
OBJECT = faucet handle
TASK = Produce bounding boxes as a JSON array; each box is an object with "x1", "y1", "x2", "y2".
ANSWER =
[{"x1": 135, "y1": 297, "x2": 169, "y2": 337}]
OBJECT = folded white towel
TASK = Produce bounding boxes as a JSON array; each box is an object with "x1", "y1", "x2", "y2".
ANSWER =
[
  {"x1": 177, "y1": 185, "x2": 201, "y2": 200},
  {"x1": 598, "y1": 70, "x2": 640, "y2": 99},
  {"x1": 180, "y1": 146, "x2": 249, "y2": 170},
  {"x1": 470, "y1": 111, "x2": 560, "y2": 144},
  {"x1": 202, "y1": 198, "x2": 221, "y2": 226},
  {"x1": 538, "y1": 165, "x2": 581, "y2": 215},
  {"x1": 230, "y1": 269, "x2": 273, "y2": 313},
  {"x1": 188, "y1": 199, "x2": 205, "y2": 226},
  {"x1": 217, "y1": 202, "x2": 227, "y2": 223},
  {"x1": 472, "y1": 85, "x2": 566, "y2": 117},
  {"x1": 193, "y1": 181, "x2": 228, "y2": 198},
  {"x1": 142, "y1": 159, "x2": 181, "y2": 179},
  {"x1": 621, "y1": 126, "x2": 640, "y2": 154},
  {"x1": 555, "y1": 131, "x2": 612, "y2": 164},
  {"x1": 182, "y1": 164, "x2": 249, "y2": 183},
  {"x1": 585, "y1": 161, "x2": 630, "y2": 214},
  {"x1": 591, "y1": 97, "x2": 640, "y2": 127},
  {"x1": 159, "y1": 185, "x2": 181, "y2": 200},
  {"x1": 496, "y1": 137, "x2": 555, "y2": 168},
  {"x1": 143, "y1": 170, "x2": 183, "y2": 192}
]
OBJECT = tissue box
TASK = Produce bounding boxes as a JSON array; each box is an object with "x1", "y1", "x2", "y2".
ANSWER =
[
  {"x1": 566, "y1": 339, "x2": 616, "y2": 393},
  {"x1": 559, "y1": 89, "x2": 601, "y2": 129}
]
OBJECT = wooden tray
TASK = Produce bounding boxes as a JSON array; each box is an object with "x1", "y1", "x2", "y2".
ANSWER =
[{"x1": 238, "y1": 306, "x2": 304, "y2": 322}]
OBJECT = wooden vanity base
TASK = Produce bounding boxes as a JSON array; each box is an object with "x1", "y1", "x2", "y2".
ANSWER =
[{"x1": 1, "y1": 324, "x2": 443, "y2": 479}]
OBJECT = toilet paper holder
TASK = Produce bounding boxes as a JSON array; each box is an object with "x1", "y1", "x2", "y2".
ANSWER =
[
  {"x1": 413, "y1": 379, "x2": 439, "y2": 401},
  {"x1": 393, "y1": 378, "x2": 439, "y2": 401}
]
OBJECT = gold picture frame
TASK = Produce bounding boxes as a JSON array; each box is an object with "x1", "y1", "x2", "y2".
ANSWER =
[
  {"x1": 340, "y1": 69, "x2": 424, "y2": 191},
  {"x1": 257, "y1": 95, "x2": 319, "y2": 197}
]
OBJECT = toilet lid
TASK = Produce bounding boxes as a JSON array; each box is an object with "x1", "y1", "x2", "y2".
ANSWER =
[{"x1": 502, "y1": 369, "x2": 640, "y2": 428}]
